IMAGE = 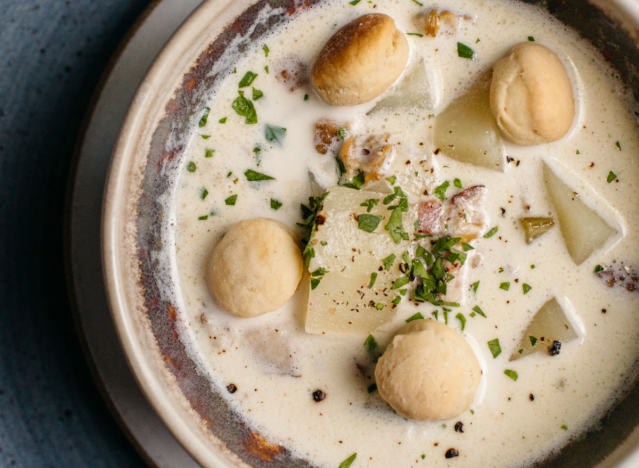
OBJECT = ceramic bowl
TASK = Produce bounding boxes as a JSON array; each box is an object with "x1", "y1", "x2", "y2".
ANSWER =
[{"x1": 103, "y1": 0, "x2": 639, "y2": 466}]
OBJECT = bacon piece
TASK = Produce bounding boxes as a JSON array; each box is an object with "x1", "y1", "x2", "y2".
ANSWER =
[{"x1": 450, "y1": 185, "x2": 487, "y2": 242}]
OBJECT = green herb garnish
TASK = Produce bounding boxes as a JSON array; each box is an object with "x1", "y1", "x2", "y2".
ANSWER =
[
  {"x1": 406, "y1": 312, "x2": 424, "y2": 323},
  {"x1": 488, "y1": 338, "x2": 502, "y2": 358},
  {"x1": 499, "y1": 282, "x2": 510, "y2": 291},
  {"x1": 225, "y1": 195, "x2": 237, "y2": 206},
  {"x1": 244, "y1": 169, "x2": 275, "y2": 181},
  {"x1": 367, "y1": 383, "x2": 377, "y2": 393},
  {"x1": 201, "y1": 188, "x2": 209, "y2": 200},
  {"x1": 462, "y1": 242, "x2": 474, "y2": 251},
  {"x1": 349, "y1": 0, "x2": 361, "y2": 4},
  {"x1": 270, "y1": 199, "x2": 282, "y2": 210},
  {"x1": 392, "y1": 276, "x2": 410, "y2": 290},
  {"x1": 457, "y1": 42, "x2": 474, "y2": 59},
  {"x1": 339, "y1": 453, "x2": 357, "y2": 468},
  {"x1": 252, "y1": 87, "x2": 264, "y2": 100},
  {"x1": 201, "y1": 135, "x2": 211, "y2": 139},
  {"x1": 433, "y1": 181, "x2": 450, "y2": 201},
  {"x1": 616, "y1": 141, "x2": 622, "y2": 151},
  {"x1": 304, "y1": 94, "x2": 309, "y2": 101},
  {"x1": 385, "y1": 207, "x2": 409, "y2": 244},
  {"x1": 472, "y1": 305, "x2": 486, "y2": 317},
  {"x1": 205, "y1": 149, "x2": 214, "y2": 158},
  {"x1": 198, "y1": 215, "x2": 208, "y2": 220},
  {"x1": 343, "y1": 171, "x2": 365, "y2": 190},
  {"x1": 504, "y1": 369, "x2": 518, "y2": 381},
  {"x1": 219, "y1": 117, "x2": 227, "y2": 124},
  {"x1": 523, "y1": 283, "x2": 532, "y2": 294},
  {"x1": 238, "y1": 71, "x2": 258, "y2": 88},
  {"x1": 561, "y1": 425, "x2": 568, "y2": 431},
  {"x1": 265, "y1": 124, "x2": 286, "y2": 144},
  {"x1": 232, "y1": 92, "x2": 257, "y2": 124},
  {"x1": 198, "y1": 107, "x2": 210, "y2": 127},
  {"x1": 338, "y1": 127, "x2": 346, "y2": 140},
  {"x1": 607, "y1": 171, "x2": 617, "y2": 183},
  {"x1": 383, "y1": 254, "x2": 396, "y2": 271},
  {"x1": 407, "y1": 32, "x2": 424, "y2": 37},
  {"x1": 187, "y1": 162, "x2": 197, "y2": 172},
  {"x1": 529, "y1": 336, "x2": 538, "y2": 347},
  {"x1": 484, "y1": 225, "x2": 499, "y2": 238},
  {"x1": 262, "y1": 44, "x2": 270, "y2": 57},
  {"x1": 388, "y1": 175, "x2": 397, "y2": 185},
  {"x1": 456, "y1": 313, "x2": 466, "y2": 331},
  {"x1": 528, "y1": 36, "x2": 535, "y2": 41},
  {"x1": 594, "y1": 265, "x2": 604, "y2": 273},
  {"x1": 360, "y1": 198, "x2": 379, "y2": 213},
  {"x1": 472, "y1": 281, "x2": 480, "y2": 294},
  {"x1": 369, "y1": 272, "x2": 378, "y2": 288},
  {"x1": 454, "y1": 178, "x2": 462, "y2": 189}
]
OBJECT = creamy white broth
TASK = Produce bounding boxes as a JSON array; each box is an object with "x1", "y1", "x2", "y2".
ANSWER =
[{"x1": 172, "y1": 0, "x2": 639, "y2": 466}]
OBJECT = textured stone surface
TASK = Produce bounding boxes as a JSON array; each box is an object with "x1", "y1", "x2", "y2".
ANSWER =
[{"x1": 0, "y1": 1, "x2": 149, "y2": 466}]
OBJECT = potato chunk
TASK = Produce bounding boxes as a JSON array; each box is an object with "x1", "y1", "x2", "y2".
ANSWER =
[
  {"x1": 543, "y1": 162, "x2": 617, "y2": 265},
  {"x1": 510, "y1": 298, "x2": 578, "y2": 361},
  {"x1": 306, "y1": 186, "x2": 417, "y2": 334},
  {"x1": 367, "y1": 59, "x2": 434, "y2": 114},
  {"x1": 434, "y1": 75, "x2": 505, "y2": 171}
]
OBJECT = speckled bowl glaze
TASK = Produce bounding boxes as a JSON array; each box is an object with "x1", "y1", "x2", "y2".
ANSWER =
[{"x1": 103, "y1": 0, "x2": 639, "y2": 466}]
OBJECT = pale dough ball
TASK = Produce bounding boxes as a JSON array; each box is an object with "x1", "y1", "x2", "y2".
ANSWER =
[
  {"x1": 490, "y1": 42, "x2": 574, "y2": 146},
  {"x1": 375, "y1": 320, "x2": 481, "y2": 421},
  {"x1": 311, "y1": 14, "x2": 409, "y2": 106},
  {"x1": 208, "y1": 219, "x2": 303, "y2": 318}
]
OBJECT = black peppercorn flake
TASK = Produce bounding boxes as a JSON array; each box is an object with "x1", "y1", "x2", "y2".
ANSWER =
[
  {"x1": 454, "y1": 421, "x2": 464, "y2": 433},
  {"x1": 445, "y1": 448, "x2": 459, "y2": 459},
  {"x1": 548, "y1": 340, "x2": 562, "y2": 356},
  {"x1": 227, "y1": 383, "x2": 237, "y2": 394},
  {"x1": 529, "y1": 394, "x2": 534, "y2": 401},
  {"x1": 312, "y1": 389, "x2": 326, "y2": 402}
]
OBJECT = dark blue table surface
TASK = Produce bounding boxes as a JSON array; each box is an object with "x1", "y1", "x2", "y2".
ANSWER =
[{"x1": 0, "y1": 1, "x2": 152, "y2": 466}]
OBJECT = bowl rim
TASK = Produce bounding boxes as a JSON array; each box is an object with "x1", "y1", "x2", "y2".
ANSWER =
[{"x1": 102, "y1": 0, "x2": 639, "y2": 467}]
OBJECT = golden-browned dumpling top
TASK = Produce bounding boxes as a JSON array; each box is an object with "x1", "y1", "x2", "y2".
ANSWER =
[
  {"x1": 208, "y1": 219, "x2": 303, "y2": 318},
  {"x1": 490, "y1": 42, "x2": 574, "y2": 146},
  {"x1": 375, "y1": 320, "x2": 481, "y2": 421},
  {"x1": 311, "y1": 14, "x2": 409, "y2": 106}
]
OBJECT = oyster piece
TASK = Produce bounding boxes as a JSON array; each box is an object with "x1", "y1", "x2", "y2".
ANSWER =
[
  {"x1": 417, "y1": 199, "x2": 446, "y2": 236},
  {"x1": 414, "y1": 9, "x2": 471, "y2": 37},
  {"x1": 340, "y1": 134, "x2": 396, "y2": 183},
  {"x1": 314, "y1": 119, "x2": 350, "y2": 155},
  {"x1": 520, "y1": 217, "x2": 555, "y2": 244},
  {"x1": 449, "y1": 185, "x2": 488, "y2": 242},
  {"x1": 596, "y1": 263, "x2": 639, "y2": 292},
  {"x1": 434, "y1": 76, "x2": 505, "y2": 171},
  {"x1": 510, "y1": 298, "x2": 578, "y2": 361},
  {"x1": 543, "y1": 162, "x2": 617, "y2": 265}
]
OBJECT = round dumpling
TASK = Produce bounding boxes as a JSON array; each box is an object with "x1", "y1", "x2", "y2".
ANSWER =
[
  {"x1": 490, "y1": 42, "x2": 574, "y2": 146},
  {"x1": 311, "y1": 14, "x2": 409, "y2": 106},
  {"x1": 375, "y1": 320, "x2": 481, "y2": 421},
  {"x1": 208, "y1": 218, "x2": 303, "y2": 318}
]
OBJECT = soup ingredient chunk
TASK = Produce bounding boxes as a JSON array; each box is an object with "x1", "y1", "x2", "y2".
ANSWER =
[
  {"x1": 520, "y1": 216, "x2": 555, "y2": 244},
  {"x1": 367, "y1": 59, "x2": 435, "y2": 114},
  {"x1": 208, "y1": 219, "x2": 303, "y2": 318},
  {"x1": 434, "y1": 74, "x2": 505, "y2": 171},
  {"x1": 311, "y1": 14, "x2": 409, "y2": 106},
  {"x1": 375, "y1": 320, "x2": 481, "y2": 420},
  {"x1": 305, "y1": 186, "x2": 417, "y2": 334},
  {"x1": 510, "y1": 298, "x2": 578, "y2": 361},
  {"x1": 340, "y1": 134, "x2": 396, "y2": 183},
  {"x1": 413, "y1": 9, "x2": 471, "y2": 37},
  {"x1": 490, "y1": 42, "x2": 575, "y2": 146},
  {"x1": 595, "y1": 263, "x2": 639, "y2": 292},
  {"x1": 543, "y1": 162, "x2": 617, "y2": 265}
]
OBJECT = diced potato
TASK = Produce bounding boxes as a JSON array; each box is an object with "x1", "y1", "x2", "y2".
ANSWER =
[
  {"x1": 367, "y1": 59, "x2": 434, "y2": 115},
  {"x1": 510, "y1": 298, "x2": 578, "y2": 361},
  {"x1": 543, "y1": 163, "x2": 617, "y2": 265},
  {"x1": 306, "y1": 186, "x2": 418, "y2": 334},
  {"x1": 386, "y1": 150, "x2": 439, "y2": 200},
  {"x1": 434, "y1": 75, "x2": 505, "y2": 171},
  {"x1": 520, "y1": 217, "x2": 555, "y2": 244}
]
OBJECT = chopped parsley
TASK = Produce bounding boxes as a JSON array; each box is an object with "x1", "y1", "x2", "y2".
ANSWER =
[
  {"x1": 616, "y1": 141, "x2": 622, "y2": 151},
  {"x1": 343, "y1": 171, "x2": 365, "y2": 190},
  {"x1": 456, "y1": 313, "x2": 466, "y2": 331},
  {"x1": 454, "y1": 178, "x2": 462, "y2": 189},
  {"x1": 357, "y1": 214, "x2": 382, "y2": 232},
  {"x1": 304, "y1": 94, "x2": 309, "y2": 101},
  {"x1": 360, "y1": 198, "x2": 379, "y2": 212},
  {"x1": 367, "y1": 383, "x2": 378, "y2": 393},
  {"x1": 298, "y1": 192, "x2": 330, "y2": 267},
  {"x1": 594, "y1": 265, "x2": 604, "y2": 273},
  {"x1": 262, "y1": 44, "x2": 270, "y2": 57},
  {"x1": 264, "y1": 65, "x2": 269, "y2": 73},
  {"x1": 186, "y1": 162, "x2": 197, "y2": 172},
  {"x1": 265, "y1": 124, "x2": 287, "y2": 144},
  {"x1": 523, "y1": 283, "x2": 532, "y2": 294},
  {"x1": 244, "y1": 169, "x2": 275, "y2": 181},
  {"x1": 201, "y1": 135, "x2": 211, "y2": 139},
  {"x1": 499, "y1": 282, "x2": 510, "y2": 291},
  {"x1": 462, "y1": 242, "x2": 474, "y2": 251},
  {"x1": 200, "y1": 188, "x2": 209, "y2": 200},
  {"x1": 388, "y1": 175, "x2": 397, "y2": 185},
  {"x1": 411, "y1": 0, "x2": 424, "y2": 5},
  {"x1": 364, "y1": 334, "x2": 378, "y2": 355},
  {"x1": 472, "y1": 305, "x2": 486, "y2": 317},
  {"x1": 252, "y1": 87, "x2": 264, "y2": 100},
  {"x1": 310, "y1": 278, "x2": 322, "y2": 290},
  {"x1": 531, "y1": 264, "x2": 536, "y2": 269},
  {"x1": 433, "y1": 180, "x2": 450, "y2": 201},
  {"x1": 527, "y1": 36, "x2": 535, "y2": 41},
  {"x1": 412, "y1": 259, "x2": 427, "y2": 277},
  {"x1": 238, "y1": 71, "x2": 258, "y2": 88},
  {"x1": 232, "y1": 91, "x2": 257, "y2": 124},
  {"x1": 607, "y1": 171, "x2": 617, "y2": 183},
  {"x1": 383, "y1": 254, "x2": 396, "y2": 271},
  {"x1": 375, "y1": 303, "x2": 385, "y2": 310},
  {"x1": 488, "y1": 338, "x2": 502, "y2": 358},
  {"x1": 226, "y1": 171, "x2": 232, "y2": 178},
  {"x1": 391, "y1": 276, "x2": 410, "y2": 290},
  {"x1": 385, "y1": 205, "x2": 409, "y2": 243},
  {"x1": 369, "y1": 272, "x2": 378, "y2": 287},
  {"x1": 339, "y1": 453, "x2": 357, "y2": 468},
  {"x1": 198, "y1": 215, "x2": 208, "y2": 220},
  {"x1": 504, "y1": 369, "x2": 518, "y2": 381},
  {"x1": 219, "y1": 117, "x2": 227, "y2": 124},
  {"x1": 472, "y1": 281, "x2": 480, "y2": 294},
  {"x1": 349, "y1": 0, "x2": 361, "y2": 4},
  {"x1": 483, "y1": 225, "x2": 499, "y2": 238},
  {"x1": 561, "y1": 425, "x2": 568, "y2": 431},
  {"x1": 270, "y1": 199, "x2": 283, "y2": 210},
  {"x1": 225, "y1": 195, "x2": 237, "y2": 206},
  {"x1": 205, "y1": 149, "x2": 214, "y2": 158},
  {"x1": 198, "y1": 107, "x2": 210, "y2": 127},
  {"x1": 407, "y1": 32, "x2": 424, "y2": 37},
  {"x1": 406, "y1": 312, "x2": 424, "y2": 323},
  {"x1": 338, "y1": 127, "x2": 346, "y2": 140},
  {"x1": 457, "y1": 42, "x2": 474, "y2": 59},
  {"x1": 576, "y1": 149, "x2": 580, "y2": 154},
  {"x1": 529, "y1": 336, "x2": 538, "y2": 347}
]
